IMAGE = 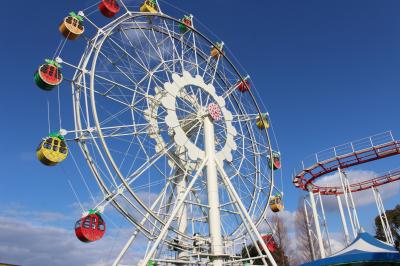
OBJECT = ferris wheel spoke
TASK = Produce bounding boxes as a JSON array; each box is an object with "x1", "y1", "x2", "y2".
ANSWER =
[
  {"x1": 97, "y1": 48, "x2": 149, "y2": 95},
  {"x1": 124, "y1": 141, "x2": 176, "y2": 185},
  {"x1": 209, "y1": 54, "x2": 222, "y2": 85},
  {"x1": 102, "y1": 41, "x2": 134, "y2": 79},
  {"x1": 117, "y1": 32, "x2": 142, "y2": 88},
  {"x1": 93, "y1": 72, "x2": 149, "y2": 100},
  {"x1": 234, "y1": 131, "x2": 271, "y2": 152},
  {"x1": 175, "y1": 103, "x2": 198, "y2": 116},
  {"x1": 119, "y1": 27, "x2": 149, "y2": 71},
  {"x1": 98, "y1": 44, "x2": 153, "y2": 97},
  {"x1": 232, "y1": 113, "x2": 260, "y2": 122},
  {"x1": 190, "y1": 121, "x2": 204, "y2": 149},
  {"x1": 134, "y1": 21, "x2": 175, "y2": 74},
  {"x1": 141, "y1": 157, "x2": 208, "y2": 266},
  {"x1": 150, "y1": 30, "x2": 176, "y2": 81},
  {"x1": 223, "y1": 82, "x2": 245, "y2": 100},
  {"x1": 160, "y1": 19, "x2": 184, "y2": 72},
  {"x1": 107, "y1": 31, "x2": 150, "y2": 74},
  {"x1": 112, "y1": 177, "x2": 172, "y2": 265}
]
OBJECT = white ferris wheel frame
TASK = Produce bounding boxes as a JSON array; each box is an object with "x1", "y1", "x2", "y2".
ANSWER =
[{"x1": 54, "y1": 5, "x2": 280, "y2": 265}]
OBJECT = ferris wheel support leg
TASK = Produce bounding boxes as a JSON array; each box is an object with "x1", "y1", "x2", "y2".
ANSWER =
[
  {"x1": 112, "y1": 181, "x2": 171, "y2": 266},
  {"x1": 176, "y1": 169, "x2": 188, "y2": 259},
  {"x1": 308, "y1": 190, "x2": 326, "y2": 259},
  {"x1": 176, "y1": 170, "x2": 188, "y2": 236},
  {"x1": 216, "y1": 160, "x2": 277, "y2": 266},
  {"x1": 372, "y1": 187, "x2": 394, "y2": 245},
  {"x1": 336, "y1": 195, "x2": 351, "y2": 246},
  {"x1": 204, "y1": 116, "x2": 224, "y2": 266},
  {"x1": 140, "y1": 159, "x2": 208, "y2": 266}
]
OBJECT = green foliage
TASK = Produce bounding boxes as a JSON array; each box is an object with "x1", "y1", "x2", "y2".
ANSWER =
[{"x1": 375, "y1": 204, "x2": 400, "y2": 250}]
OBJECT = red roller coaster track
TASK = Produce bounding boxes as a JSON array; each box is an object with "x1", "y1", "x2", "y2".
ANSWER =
[{"x1": 293, "y1": 132, "x2": 400, "y2": 195}]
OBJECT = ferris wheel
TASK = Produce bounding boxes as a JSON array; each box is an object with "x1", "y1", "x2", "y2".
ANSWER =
[{"x1": 34, "y1": 1, "x2": 283, "y2": 265}]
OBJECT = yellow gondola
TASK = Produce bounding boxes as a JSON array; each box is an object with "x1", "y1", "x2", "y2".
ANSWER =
[
  {"x1": 211, "y1": 42, "x2": 224, "y2": 58},
  {"x1": 256, "y1": 113, "x2": 270, "y2": 129},
  {"x1": 269, "y1": 194, "x2": 284, "y2": 212},
  {"x1": 36, "y1": 133, "x2": 68, "y2": 166},
  {"x1": 140, "y1": 0, "x2": 158, "y2": 13}
]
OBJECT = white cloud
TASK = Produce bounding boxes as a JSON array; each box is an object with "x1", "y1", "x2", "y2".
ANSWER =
[
  {"x1": 316, "y1": 170, "x2": 378, "y2": 187},
  {"x1": 326, "y1": 232, "x2": 346, "y2": 255},
  {"x1": 0, "y1": 213, "x2": 146, "y2": 266},
  {"x1": 257, "y1": 209, "x2": 296, "y2": 234},
  {"x1": 314, "y1": 169, "x2": 400, "y2": 211}
]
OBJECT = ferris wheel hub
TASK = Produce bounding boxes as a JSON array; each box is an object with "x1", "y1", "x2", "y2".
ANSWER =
[
  {"x1": 161, "y1": 71, "x2": 237, "y2": 164},
  {"x1": 208, "y1": 103, "x2": 222, "y2": 121}
]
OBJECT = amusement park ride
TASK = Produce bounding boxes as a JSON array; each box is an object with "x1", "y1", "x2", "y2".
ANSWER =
[
  {"x1": 33, "y1": 0, "x2": 285, "y2": 265},
  {"x1": 293, "y1": 131, "x2": 400, "y2": 260}
]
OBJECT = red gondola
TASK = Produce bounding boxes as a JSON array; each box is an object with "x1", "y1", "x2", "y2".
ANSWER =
[
  {"x1": 258, "y1": 234, "x2": 277, "y2": 253},
  {"x1": 237, "y1": 80, "x2": 250, "y2": 92},
  {"x1": 268, "y1": 151, "x2": 281, "y2": 170},
  {"x1": 99, "y1": 0, "x2": 120, "y2": 18},
  {"x1": 179, "y1": 15, "x2": 192, "y2": 33},
  {"x1": 75, "y1": 211, "x2": 106, "y2": 243}
]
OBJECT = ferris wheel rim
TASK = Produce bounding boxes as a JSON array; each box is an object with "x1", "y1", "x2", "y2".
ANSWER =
[{"x1": 71, "y1": 11, "x2": 277, "y2": 241}]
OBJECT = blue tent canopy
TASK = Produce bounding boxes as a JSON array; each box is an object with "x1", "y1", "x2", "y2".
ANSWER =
[{"x1": 301, "y1": 232, "x2": 400, "y2": 266}]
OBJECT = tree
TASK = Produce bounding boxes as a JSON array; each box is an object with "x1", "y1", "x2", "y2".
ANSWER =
[
  {"x1": 272, "y1": 215, "x2": 290, "y2": 266},
  {"x1": 293, "y1": 199, "x2": 315, "y2": 265},
  {"x1": 375, "y1": 204, "x2": 400, "y2": 250}
]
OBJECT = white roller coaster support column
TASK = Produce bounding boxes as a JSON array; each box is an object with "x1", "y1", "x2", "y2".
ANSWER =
[
  {"x1": 372, "y1": 187, "x2": 394, "y2": 245},
  {"x1": 345, "y1": 177, "x2": 360, "y2": 232},
  {"x1": 308, "y1": 190, "x2": 326, "y2": 259},
  {"x1": 336, "y1": 194, "x2": 351, "y2": 246},
  {"x1": 204, "y1": 116, "x2": 224, "y2": 266},
  {"x1": 338, "y1": 168, "x2": 360, "y2": 238},
  {"x1": 318, "y1": 192, "x2": 332, "y2": 255},
  {"x1": 141, "y1": 159, "x2": 207, "y2": 266},
  {"x1": 303, "y1": 199, "x2": 316, "y2": 261}
]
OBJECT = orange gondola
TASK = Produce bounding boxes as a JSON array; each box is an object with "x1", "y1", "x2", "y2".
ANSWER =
[
  {"x1": 211, "y1": 42, "x2": 224, "y2": 58},
  {"x1": 59, "y1": 12, "x2": 85, "y2": 40}
]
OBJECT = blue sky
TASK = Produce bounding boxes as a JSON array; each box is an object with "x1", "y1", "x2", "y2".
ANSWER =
[{"x1": 1, "y1": 0, "x2": 400, "y2": 265}]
